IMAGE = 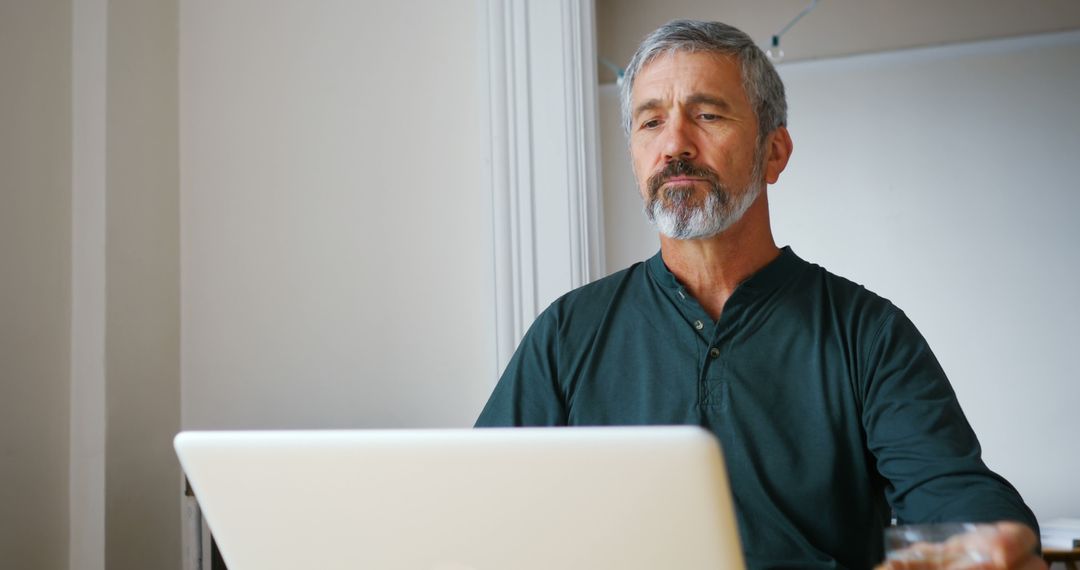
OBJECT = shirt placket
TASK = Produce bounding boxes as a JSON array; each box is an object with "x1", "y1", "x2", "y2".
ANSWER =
[
  {"x1": 700, "y1": 318, "x2": 729, "y2": 408},
  {"x1": 669, "y1": 285, "x2": 726, "y2": 408}
]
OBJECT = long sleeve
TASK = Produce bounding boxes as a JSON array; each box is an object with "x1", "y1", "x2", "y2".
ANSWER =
[
  {"x1": 475, "y1": 310, "x2": 568, "y2": 427},
  {"x1": 861, "y1": 309, "x2": 1038, "y2": 531}
]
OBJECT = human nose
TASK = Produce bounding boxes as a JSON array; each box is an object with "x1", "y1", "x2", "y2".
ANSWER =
[{"x1": 660, "y1": 115, "x2": 697, "y2": 162}]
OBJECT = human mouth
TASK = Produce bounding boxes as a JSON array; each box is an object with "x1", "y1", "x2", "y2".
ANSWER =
[
  {"x1": 662, "y1": 176, "x2": 706, "y2": 185},
  {"x1": 646, "y1": 159, "x2": 721, "y2": 198}
]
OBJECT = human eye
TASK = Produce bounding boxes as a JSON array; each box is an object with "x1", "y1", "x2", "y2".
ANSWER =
[
  {"x1": 640, "y1": 117, "x2": 663, "y2": 130},
  {"x1": 698, "y1": 113, "x2": 720, "y2": 122}
]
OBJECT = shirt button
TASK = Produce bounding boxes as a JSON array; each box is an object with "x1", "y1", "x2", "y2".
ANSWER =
[
  {"x1": 709, "y1": 347, "x2": 720, "y2": 358},
  {"x1": 693, "y1": 320, "x2": 704, "y2": 330}
]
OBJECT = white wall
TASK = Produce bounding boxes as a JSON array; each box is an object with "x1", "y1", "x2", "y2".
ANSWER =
[
  {"x1": 599, "y1": 32, "x2": 1080, "y2": 521},
  {"x1": 181, "y1": 0, "x2": 497, "y2": 430},
  {"x1": 599, "y1": 84, "x2": 658, "y2": 270}
]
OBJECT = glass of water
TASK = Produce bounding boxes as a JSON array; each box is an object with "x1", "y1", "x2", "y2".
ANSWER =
[{"x1": 883, "y1": 523, "x2": 999, "y2": 569}]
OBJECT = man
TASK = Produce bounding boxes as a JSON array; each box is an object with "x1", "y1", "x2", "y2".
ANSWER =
[{"x1": 476, "y1": 20, "x2": 1042, "y2": 570}]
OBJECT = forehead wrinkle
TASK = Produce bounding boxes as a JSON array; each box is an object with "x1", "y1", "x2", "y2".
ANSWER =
[
  {"x1": 632, "y1": 98, "x2": 664, "y2": 121},
  {"x1": 636, "y1": 53, "x2": 747, "y2": 100},
  {"x1": 685, "y1": 93, "x2": 733, "y2": 112}
]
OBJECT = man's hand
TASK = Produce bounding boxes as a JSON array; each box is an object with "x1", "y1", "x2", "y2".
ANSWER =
[{"x1": 876, "y1": 522, "x2": 1046, "y2": 570}]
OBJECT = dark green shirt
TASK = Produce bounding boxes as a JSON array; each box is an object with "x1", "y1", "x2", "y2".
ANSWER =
[{"x1": 475, "y1": 247, "x2": 1036, "y2": 570}]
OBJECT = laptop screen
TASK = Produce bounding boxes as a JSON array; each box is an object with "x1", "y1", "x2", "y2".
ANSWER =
[{"x1": 175, "y1": 426, "x2": 745, "y2": 570}]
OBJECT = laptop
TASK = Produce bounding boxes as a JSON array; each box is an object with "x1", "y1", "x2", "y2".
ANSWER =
[{"x1": 174, "y1": 426, "x2": 746, "y2": 570}]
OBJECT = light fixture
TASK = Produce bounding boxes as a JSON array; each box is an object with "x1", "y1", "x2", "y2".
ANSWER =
[
  {"x1": 767, "y1": 0, "x2": 820, "y2": 63},
  {"x1": 599, "y1": 57, "x2": 625, "y2": 86}
]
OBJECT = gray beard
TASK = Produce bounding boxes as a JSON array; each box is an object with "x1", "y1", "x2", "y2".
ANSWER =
[{"x1": 644, "y1": 156, "x2": 765, "y2": 240}]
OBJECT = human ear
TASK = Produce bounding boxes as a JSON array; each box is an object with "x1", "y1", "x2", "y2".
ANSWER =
[{"x1": 763, "y1": 126, "x2": 793, "y2": 184}]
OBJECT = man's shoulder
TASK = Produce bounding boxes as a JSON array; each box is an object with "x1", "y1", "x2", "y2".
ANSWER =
[
  {"x1": 795, "y1": 256, "x2": 903, "y2": 324},
  {"x1": 541, "y1": 259, "x2": 650, "y2": 322}
]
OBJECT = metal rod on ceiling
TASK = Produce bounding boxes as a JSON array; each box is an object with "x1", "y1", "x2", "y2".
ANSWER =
[{"x1": 768, "y1": 0, "x2": 820, "y2": 62}]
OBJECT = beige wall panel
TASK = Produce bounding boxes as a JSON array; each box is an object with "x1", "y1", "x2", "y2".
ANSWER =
[
  {"x1": 105, "y1": 0, "x2": 181, "y2": 568},
  {"x1": 0, "y1": 1, "x2": 73, "y2": 568}
]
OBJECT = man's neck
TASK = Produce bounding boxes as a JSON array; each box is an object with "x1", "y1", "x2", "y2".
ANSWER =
[{"x1": 658, "y1": 198, "x2": 779, "y2": 321}]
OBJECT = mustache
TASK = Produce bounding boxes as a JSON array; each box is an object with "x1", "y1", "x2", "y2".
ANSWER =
[{"x1": 646, "y1": 159, "x2": 722, "y2": 198}]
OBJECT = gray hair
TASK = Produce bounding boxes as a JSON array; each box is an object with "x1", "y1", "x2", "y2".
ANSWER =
[{"x1": 620, "y1": 20, "x2": 788, "y2": 140}]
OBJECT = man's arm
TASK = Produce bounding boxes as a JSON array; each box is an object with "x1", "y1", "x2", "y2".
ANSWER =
[
  {"x1": 861, "y1": 309, "x2": 1038, "y2": 530},
  {"x1": 861, "y1": 309, "x2": 1042, "y2": 566},
  {"x1": 861, "y1": 310, "x2": 1043, "y2": 568},
  {"x1": 475, "y1": 310, "x2": 568, "y2": 427}
]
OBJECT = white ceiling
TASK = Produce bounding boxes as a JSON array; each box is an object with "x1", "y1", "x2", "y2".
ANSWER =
[{"x1": 596, "y1": 0, "x2": 1080, "y2": 82}]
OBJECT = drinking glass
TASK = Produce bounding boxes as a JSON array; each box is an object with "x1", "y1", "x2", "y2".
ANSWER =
[{"x1": 883, "y1": 523, "x2": 999, "y2": 569}]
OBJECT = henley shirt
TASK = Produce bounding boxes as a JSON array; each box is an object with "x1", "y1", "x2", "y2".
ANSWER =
[{"x1": 475, "y1": 247, "x2": 1037, "y2": 570}]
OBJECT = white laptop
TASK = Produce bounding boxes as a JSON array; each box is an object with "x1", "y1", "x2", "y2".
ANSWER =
[{"x1": 174, "y1": 426, "x2": 745, "y2": 570}]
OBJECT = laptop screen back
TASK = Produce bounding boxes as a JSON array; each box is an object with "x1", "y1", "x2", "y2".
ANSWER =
[{"x1": 175, "y1": 426, "x2": 745, "y2": 570}]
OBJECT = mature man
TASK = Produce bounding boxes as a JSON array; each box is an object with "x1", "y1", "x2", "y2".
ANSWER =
[{"x1": 475, "y1": 20, "x2": 1041, "y2": 570}]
